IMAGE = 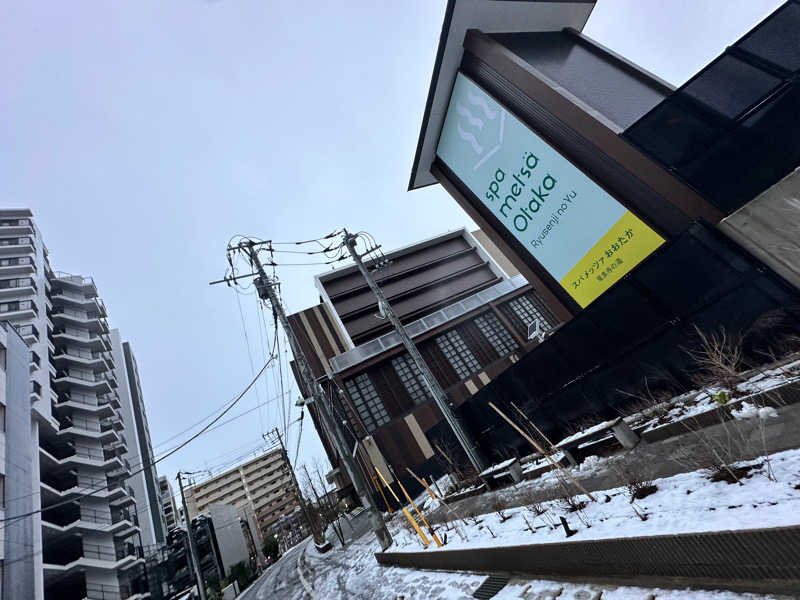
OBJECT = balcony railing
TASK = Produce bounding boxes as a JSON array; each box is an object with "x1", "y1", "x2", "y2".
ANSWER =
[
  {"x1": 83, "y1": 543, "x2": 116, "y2": 561},
  {"x1": 58, "y1": 391, "x2": 99, "y2": 407},
  {"x1": 52, "y1": 307, "x2": 91, "y2": 320},
  {"x1": 52, "y1": 288, "x2": 87, "y2": 301},
  {"x1": 81, "y1": 507, "x2": 114, "y2": 525},
  {"x1": 63, "y1": 416, "x2": 102, "y2": 432},
  {"x1": 15, "y1": 323, "x2": 39, "y2": 338},
  {"x1": 0, "y1": 236, "x2": 33, "y2": 247},
  {"x1": 0, "y1": 276, "x2": 36, "y2": 291},
  {"x1": 0, "y1": 218, "x2": 31, "y2": 227},
  {"x1": 114, "y1": 542, "x2": 136, "y2": 561},
  {"x1": 0, "y1": 299, "x2": 38, "y2": 314},
  {"x1": 53, "y1": 327, "x2": 90, "y2": 340},
  {"x1": 78, "y1": 476, "x2": 108, "y2": 490},
  {"x1": 74, "y1": 446, "x2": 106, "y2": 461},
  {"x1": 86, "y1": 583, "x2": 127, "y2": 600},
  {"x1": 56, "y1": 369, "x2": 98, "y2": 383}
]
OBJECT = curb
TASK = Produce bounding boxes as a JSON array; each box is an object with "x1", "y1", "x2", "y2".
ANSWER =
[{"x1": 375, "y1": 525, "x2": 800, "y2": 595}]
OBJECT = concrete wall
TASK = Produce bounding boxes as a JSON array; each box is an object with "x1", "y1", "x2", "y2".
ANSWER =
[
  {"x1": 719, "y1": 167, "x2": 800, "y2": 291},
  {"x1": 2, "y1": 324, "x2": 36, "y2": 600},
  {"x1": 207, "y1": 504, "x2": 249, "y2": 576}
]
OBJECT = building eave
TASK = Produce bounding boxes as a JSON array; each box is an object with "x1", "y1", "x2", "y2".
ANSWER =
[{"x1": 408, "y1": 0, "x2": 596, "y2": 191}]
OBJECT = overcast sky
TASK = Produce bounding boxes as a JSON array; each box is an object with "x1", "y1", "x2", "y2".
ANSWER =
[{"x1": 1, "y1": 0, "x2": 782, "y2": 489}]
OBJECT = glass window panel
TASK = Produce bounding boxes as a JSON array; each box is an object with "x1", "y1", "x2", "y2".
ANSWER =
[
  {"x1": 391, "y1": 354, "x2": 431, "y2": 406},
  {"x1": 436, "y1": 330, "x2": 481, "y2": 380},
  {"x1": 475, "y1": 312, "x2": 518, "y2": 357}
]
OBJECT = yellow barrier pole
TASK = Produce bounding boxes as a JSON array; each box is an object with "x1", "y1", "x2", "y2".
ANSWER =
[
  {"x1": 395, "y1": 478, "x2": 443, "y2": 547},
  {"x1": 372, "y1": 474, "x2": 394, "y2": 514},
  {"x1": 375, "y1": 467, "x2": 429, "y2": 548},
  {"x1": 405, "y1": 467, "x2": 436, "y2": 500}
]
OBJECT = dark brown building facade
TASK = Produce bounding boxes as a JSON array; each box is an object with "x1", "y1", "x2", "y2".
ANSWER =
[{"x1": 288, "y1": 229, "x2": 560, "y2": 494}]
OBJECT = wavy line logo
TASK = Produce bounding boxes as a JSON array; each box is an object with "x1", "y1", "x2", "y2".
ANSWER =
[{"x1": 452, "y1": 86, "x2": 505, "y2": 171}]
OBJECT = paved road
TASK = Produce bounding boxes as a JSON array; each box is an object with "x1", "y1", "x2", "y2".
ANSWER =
[
  {"x1": 241, "y1": 509, "x2": 373, "y2": 600},
  {"x1": 240, "y1": 541, "x2": 308, "y2": 600}
]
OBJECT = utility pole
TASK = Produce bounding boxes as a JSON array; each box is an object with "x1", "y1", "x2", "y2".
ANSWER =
[
  {"x1": 177, "y1": 472, "x2": 207, "y2": 600},
  {"x1": 235, "y1": 241, "x2": 393, "y2": 551},
  {"x1": 342, "y1": 231, "x2": 488, "y2": 474},
  {"x1": 264, "y1": 427, "x2": 322, "y2": 546}
]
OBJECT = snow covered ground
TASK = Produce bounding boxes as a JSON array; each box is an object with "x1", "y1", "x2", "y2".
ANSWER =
[
  {"x1": 306, "y1": 523, "x2": 795, "y2": 600},
  {"x1": 386, "y1": 448, "x2": 800, "y2": 552}
]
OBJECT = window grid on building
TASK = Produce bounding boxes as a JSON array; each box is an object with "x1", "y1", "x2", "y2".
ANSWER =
[
  {"x1": 344, "y1": 373, "x2": 390, "y2": 433},
  {"x1": 436, "y1": 330, "x2": 481, "y2": 380},
  {"x1": 475, "y1": 312, "x2": 518, "y2": 357},
  {"x1": 391, "y1": 354, "x2": 431, "y2": 406},
  {"x1": 508, "y1": 294, "x2": 553, "y2": 333}
]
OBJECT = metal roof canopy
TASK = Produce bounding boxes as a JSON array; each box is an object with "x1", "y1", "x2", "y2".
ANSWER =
[{"x1": 408, "y1": 0, "x2": 596, "y2": 191}]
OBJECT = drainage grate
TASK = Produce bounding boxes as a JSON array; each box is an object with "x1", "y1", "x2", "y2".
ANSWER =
[{"x1": 472, "y1": 575, "x2": 510, "y2": 599}]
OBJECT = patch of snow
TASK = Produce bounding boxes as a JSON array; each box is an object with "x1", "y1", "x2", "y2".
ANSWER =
[
  {"x1": 386, "y1": 448, "x2": 800, "y2": 554},
  {"x1": 732, "y1": 402, "x2": 780, "y2": 420},
  {"x1": 555, "y1": 418, "x2": 618, "y2": 448},
  {"x1": 479, "y1": 457, "x2": 517, "y2": 477}
]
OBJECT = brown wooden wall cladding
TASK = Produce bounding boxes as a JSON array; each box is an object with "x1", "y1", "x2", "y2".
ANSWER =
[{"x1": 319, "y1": 233, "x2": 502, "y2": 345}]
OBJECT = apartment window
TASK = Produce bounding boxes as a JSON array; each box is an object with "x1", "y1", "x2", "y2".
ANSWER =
[
  {"x1": 0, "y1": 343, "x2": 5, "y2": 371},
  {"x1": 0, "y1": 474, "x2": 4, "y2": 509},
  {"x1": 344, "y1": 374, "x2": 390, "y2": 434},
  {"x1": 508, "y1": 294, "x2": 553, "y2": 333},
  {"x1": 436, "y1": 330, "x2": 481, "y2": 380},
  {"x1": 391, "y1": 354, "x2": 431, "y2": 406},
  {"x1": 475, "y1": 312, "x2": 518, "y2": 357},
  {"x1": 0, "y1": 403, "x2": 5, "y2": 431}
]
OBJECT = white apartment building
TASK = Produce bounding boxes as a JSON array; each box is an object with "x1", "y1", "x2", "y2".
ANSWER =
[
  {"x1": 158, "y1": 475, "x2": 178, "y2": 531},
  {"x1": 111, "y1": 330, "x2": 167, "y2": 549},
  {"x1": 0, "y1": 209, "x2": 151, "y2": 600},
  {"x1": 185, "y1": 448, "x2": 300, "y2": 544}
]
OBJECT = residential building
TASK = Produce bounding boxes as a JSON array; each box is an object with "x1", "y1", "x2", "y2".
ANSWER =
[
  {"x1": 158, "y1": 475, "x2": 179, "y2": 531},
  {"x1": 185, "y1": 448, "x2": 302, "y2": 543},
  {"x1": 2, "y1": 321, "x2": 38, "y2": 600},
  {"x1": 111, "y1": 330, "x2": 167, "y2": 547},
  {"x1": 287, "y1": 228, "x2": 560, "y2": 500},
  {"x1": 0, "y1": 208, "x2": 151, "y2": 600}
]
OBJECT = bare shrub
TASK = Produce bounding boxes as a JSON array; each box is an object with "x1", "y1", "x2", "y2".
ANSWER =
[
  {"x1": 683, "y1": 325, "x2": 745, "y2": 392},
  {"x1": 491, "y1": 497, "x2": 511, "y2": 522},
  {"x1": 611, "y1": 456, "x2": 658, "y2": 502}
]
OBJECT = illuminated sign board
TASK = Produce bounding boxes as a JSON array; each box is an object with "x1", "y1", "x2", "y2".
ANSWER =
[{"x1": 437, "y1": 73, "x2": 664, "y2": 308}]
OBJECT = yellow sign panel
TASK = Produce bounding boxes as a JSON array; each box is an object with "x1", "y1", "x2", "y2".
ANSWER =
[{"x1": 559, "y1": 211, "x2": 664, "y2": 308}]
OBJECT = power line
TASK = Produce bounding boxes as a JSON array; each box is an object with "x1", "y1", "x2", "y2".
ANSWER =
[{"x1": 0, "y1": 343, "x2": 278, "y2": 528}]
